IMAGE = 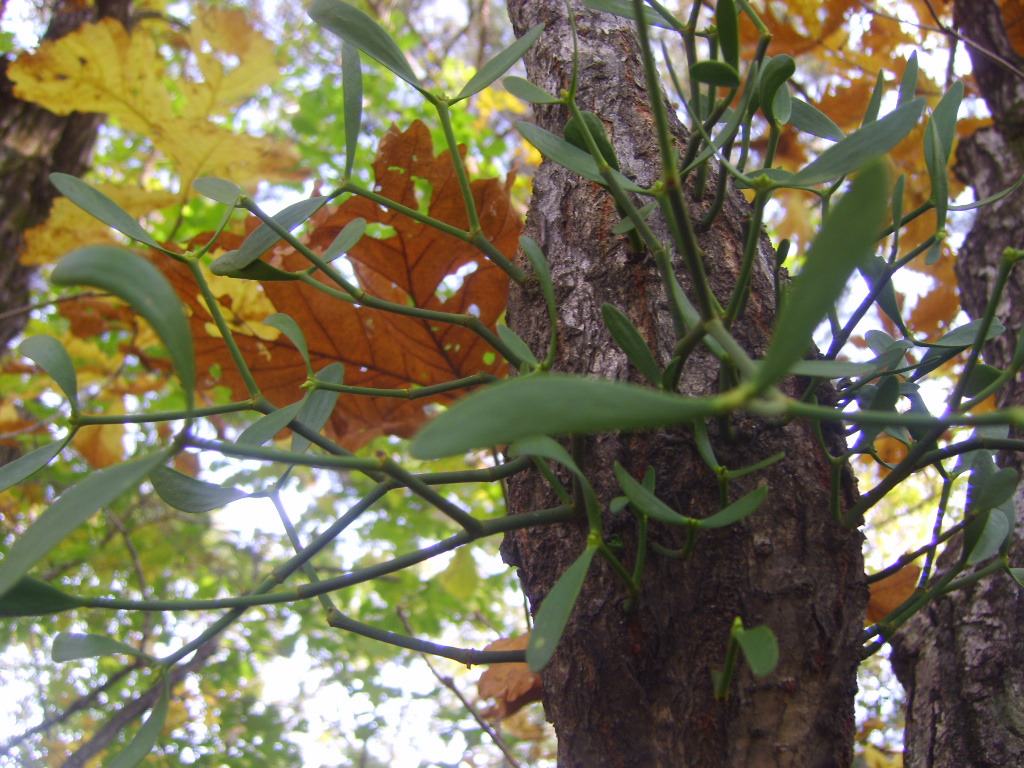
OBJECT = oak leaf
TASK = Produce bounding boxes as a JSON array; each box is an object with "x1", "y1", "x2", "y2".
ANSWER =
[
  {"x1": 477, "y1": 634, "x2": 543, "y2": 720},
  {"x1": 159, "y1": 121, "x2": 516, "y2": 449}
]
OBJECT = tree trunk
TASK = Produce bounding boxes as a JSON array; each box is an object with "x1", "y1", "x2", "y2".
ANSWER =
[
  {"x1": 891, "y1": 2, "x2": 1024, "y2": 765},
  {"x1": 0, "y1": 0, "x2": 131, "y2": 352},
  {"x1": 501, "y1": 3, "x2": 865, "y2": 766}
]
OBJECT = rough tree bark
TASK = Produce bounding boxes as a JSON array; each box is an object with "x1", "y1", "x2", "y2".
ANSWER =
[
  {"x1": 891, "y1": 2, "x2": 1024, "y2": 765},
  {"x1": 0, "y1": 0, "x2": 131, "y2": 352},
  {"x1": 501, "y1": 2, "x2": 865, "y2": 766}
]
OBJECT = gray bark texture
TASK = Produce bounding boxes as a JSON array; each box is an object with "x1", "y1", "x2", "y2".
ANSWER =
[
  {"x1": 0, "y1": 0, "x2": 131, "y2": 353},
  {"x1": 501, "y1": 2, "x2": 865, "y2": 766},
  {"x1": 890, "y1": 2, "x2": 1024, "y2": 766}
]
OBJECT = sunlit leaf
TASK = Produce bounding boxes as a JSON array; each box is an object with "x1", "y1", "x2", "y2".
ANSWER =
[
  {"x1": 150, "y1": 466, "x2": 248, "y2": 514},
  {"x1": 106, "y1": 683, "x2": 170, "y2": 768},
  {"x1": 0, "y1": 452, "x2": 167, "y2": 598},
  {"x1": 193, "y1": 177, "x2": 242, "y2": 206},
  {"x1": 789, "y1": 98, "x2": 844, "y2": 141},
  {"x1": 0, "y1": 577, "x2": 85, "y2": 618},
  {"x1": 412, "y1": 375, "x2": 720, "y2": 459},
  {"x1": 52, "y1": 632, "x2": 155, "y2": 663},
  {"x1": 504, "y1": 75, "x2": 561, "y2": 104},
  {"x1": 51, "y1": 246, "x2": 196, "y2": 394},
  {"x1": 49, "y1": 173, "x2": 161, "y2": 249},
  {"x1": 309, "y1": 0, "x2": 423, "y2": 89},
  {"x1": 18, "y1": 335, "x2": 78, "y2": 405},
  {"x1": 789, "y1": 98, "x2": 924, "y2": 186},
  {"x1": 455, "y1": 24, "x2": 544, "y2": 102},
  {"x1": 755, "y1": 160, "x2": 888, "y2": 390}
]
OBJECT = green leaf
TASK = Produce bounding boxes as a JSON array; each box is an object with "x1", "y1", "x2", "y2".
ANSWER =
[
  {"x1": 515, "y1": 121, "x2": 644, "y2": 192},
  {"x1": 52, "y1": 632, "x2": 154, "y2": 663},
  {"x1": 509, "y1": 435, "x2": 585, "y2": 478},
  {"x1": 759, "y1": 55, "x2": 795, "y2": 126},
  {"x1": 19, "y1": 335, "x2": 77, "y2": 405},
  {"x1": 697, "y1": 486, "x2": 768, "y2": 529},
  {"x1": 264, "y1": 313, "x2": 311, "y2": 372},
  {"x1": 308, "y1": 0, "x2": 423, "y2": 89},
  {"x1": 438, "y1": 547, "x2": 479, "y2": 600},
  {"x1": 237, "y1": 400, "x2": 305, "y2": 447},
  {"x1": 209, "y1": 257, "x2": 302, "y2": 281},
  {"x1": 612, "y1": 201, "x2": 657, "y2": 234},
  {"x1": 411, "y1": 374, "x2": 720, "y2": 459},
  {"x1": 49, "y1": 173, "x2": 161, "y2": 249},
  {"x1": 1009, "y1": 567, "x2": 1024, "y2": 589},
  {"x1": 601, "y1": 303, "x2": 662, "y2": 385},
  {"x1": 614, "y1": 462, "x2": 693, "y2": 525},
  {"x1": 755, "y1": 160, "x2": 889, "y2": 390},
  {"x1": 105, "y1": 683, "x2": 170, "y2": 768},
  {"x1": 931, "y1": 318, "x2": 1005, "y2": 347},
  {"x1": 0, "y1": 452, "x2": 167, "y2": 598},
  {"x1": 690, "y1": 60, "x2": 740, "y2": 89},
  {"x1": 966, "y1": 503, "x2": 1012, "y2": 565},
  {"x1": 193, "y1": 177, "x2": 241, "y2": 206},
  {"x1": 583, "y1": 0, "x2": 670, "y2": 27},
  {"x1": 924, "y1": 119, "x2": 949, "y2": 231},
  {"x1": 859, "y1": 256, "x2": 907, "y2": 335},
  {"x1": 789, "y1": 98, "x2": 845, "y2": 142},
  {"x1": 0, "y1": 577, "x2": 85, "y2": 617},
  {"x1": 497, "y1": 324, "x2": 539, "y2": 367},
  {"x1": 520, "y1": 236, "x2": 557, "y2": 324},
  {"x1": 291, "y1": 363, "x2": 344, "y2": 453},
  {"x1": 323, "y1": 218, "x2": 366, "y2": 263},
  {"x1": 150, "y1": 466, "x2": 248, "y2": 514},
  {"x1": 50, "y1": 246, "x2": 195, "y2": 394},
  {"x1": 968, "y1": 466, "x2": 1018, "y2": 515},
  {"x1": 771, "y1": 82, "x2": 792, "y2": 126},
  {"x1": 932, "y1": 80, "x2": 964, "y2": 160},
  {"x1": 342, "y1": 41, "x2": 363, "y2": 179},
  {"x1": 716, "y1": 0, "x2": 739, "y2": 69},
  {"x1": 963, "y1": 363, "x2": 1003, "y2": 398},
  {"x1": 862, "y1": 71, "x2": 886, "y2": 126},
  {"x1": 526, "y1": 546, "x2": 596, "y2": 672},
  {"x1": 789, "y1": 98, "x2": 924, "y2": 186},
  {"x1": 215, "y1": 196, "x2": 329, "y2": 272},
  {"x1": 736, "y1": 625, "x2": 779, "y2": 676},
  {"x1": 0, "y1": 440, "x2": 67, "y2": 494},
  {"x1": 564, "y1": 110, "x2": 620, "y2": 171},
  {"x1": 504, "y1": 75, "x2": 562, "y2": 104},
  {"x1": 455, "y1": 23, "x2": 544, "y2": 102},
  {"x1": 787, "y1": 359, "x2": 876, "y2": 378},
  {"x1": 949, "y1": 172, "x2": 1024, "y2": 211},
  {"x1": 898, "y1": 52, "x2": 919, "y2": 105}
]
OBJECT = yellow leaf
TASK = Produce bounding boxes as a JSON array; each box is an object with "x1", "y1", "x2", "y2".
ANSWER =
[
  {"x1": 72, "y1": 402, "x2": 126, "y2": 468},
  {"x1": 182, "y1": 9, "x2": 281, "y2": 113},
  {"x1": 149, "y1": 117, "x2": 303, "y2": 189},
  {"x1": 9, "y1": 18, "x2": 173, "y2": 133},
  {"x1": 866, "y1": 564, "x2": 921, "y2": 625},
  {"x1": 863, "y1": 743, "x2": 904, "y2": 768},
  {"x1": 22, "y1": 187, "x2": 178, "y2": 266},
  {"x1": 439, "y1": 548, "x2": 479, "y2": 600}
]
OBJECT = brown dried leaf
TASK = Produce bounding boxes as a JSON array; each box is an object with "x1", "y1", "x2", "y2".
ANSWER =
[
  {"x1": 477, "y1": 634, "x2": 543, "y2": 720},
  {"x1": 866, "y1": 563, "x2": 921, "y2": 625}
]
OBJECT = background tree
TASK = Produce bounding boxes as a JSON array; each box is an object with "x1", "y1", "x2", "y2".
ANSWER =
[{"x1": 893, "y1": 1, "x2": 1024, "y2": 765}]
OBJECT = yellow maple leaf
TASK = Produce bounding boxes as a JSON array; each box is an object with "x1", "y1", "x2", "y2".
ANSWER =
[
  {"x1": 9, "y1": 13, "x2": 303, "y2": 191},
  {"x1": 72, "y1": 404, "x2": 127, "y2": 469}
]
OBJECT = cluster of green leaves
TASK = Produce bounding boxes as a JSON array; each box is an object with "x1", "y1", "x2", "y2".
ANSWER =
[{"x1": 4, "y1": 0, "x2": 1024, "y2": 763}]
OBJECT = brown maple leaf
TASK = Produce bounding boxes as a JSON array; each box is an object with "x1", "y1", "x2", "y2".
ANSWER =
[
  {"x1": 866, "y1": 563, "x2": 921, "y2": 625},
  {"x1": 159, "y1": 120, "x2": 517, "y2": 449}
]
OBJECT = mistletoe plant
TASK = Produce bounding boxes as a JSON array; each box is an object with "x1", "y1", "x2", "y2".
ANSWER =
[{"x1": 3, "y1": 0, "x2": 1024, "y2": 762}]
